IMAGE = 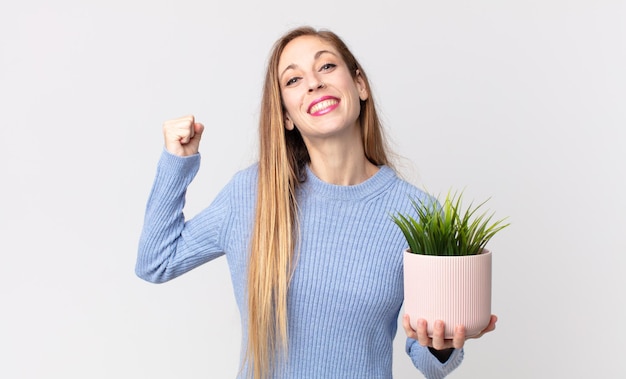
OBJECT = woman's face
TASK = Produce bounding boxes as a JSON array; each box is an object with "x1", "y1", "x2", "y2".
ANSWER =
[{"x1": 278, "y1": 35, "x2": 368, "y2": 143}]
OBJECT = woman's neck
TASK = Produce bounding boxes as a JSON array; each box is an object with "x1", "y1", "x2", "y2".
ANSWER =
[{"x1": 305, "y1": 135, "x2": 379, "y2": 186}]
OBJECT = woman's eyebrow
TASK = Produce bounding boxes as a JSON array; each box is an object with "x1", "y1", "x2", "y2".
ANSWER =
[
  {"x1": 280, "y1": 64, "x2": 298, "y2": 81},
  {"x1": 314, "y1": 49, "x2": 337, "y2": 60}
]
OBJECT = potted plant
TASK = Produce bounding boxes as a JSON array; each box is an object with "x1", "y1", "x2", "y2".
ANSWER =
[{"x1": 391, "y1": 191, "x2": 509, "y2": 338}]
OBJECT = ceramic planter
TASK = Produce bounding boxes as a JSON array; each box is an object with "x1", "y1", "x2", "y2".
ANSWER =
[{"x1": 403, "y1": 249, "x2": 492, "y2": 339}]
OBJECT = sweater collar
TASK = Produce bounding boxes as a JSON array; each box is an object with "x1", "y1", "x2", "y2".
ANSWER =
[{"x1": 300, "y1": 165, "x2": 396, "y2": 201}]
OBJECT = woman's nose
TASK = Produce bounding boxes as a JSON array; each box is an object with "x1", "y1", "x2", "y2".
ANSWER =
[{"x1": 308, "y1": 80, "x2": 325, "y2": 92}]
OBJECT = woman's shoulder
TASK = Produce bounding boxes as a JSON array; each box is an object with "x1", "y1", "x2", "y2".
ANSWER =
[
  {"x1": 231, "y1": 162, "x2": 259, "y2": 182},
  {"x1": 229, "y1": 162, "x2": 259, "y2": 188},
  {"x1": 209, "y1": 162, "x2": 258, "y2": 209},
  {"x1": 384, "y1": 166, "x2": 435, "y2": 203}
]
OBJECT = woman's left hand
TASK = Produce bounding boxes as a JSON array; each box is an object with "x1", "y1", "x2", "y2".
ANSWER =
[{"x1": 402, "y1": 314, "x2": 498, "y2": 350}]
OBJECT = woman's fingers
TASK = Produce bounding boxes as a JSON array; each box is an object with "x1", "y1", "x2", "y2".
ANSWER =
[
  {"x1": 402, "y1": 314, "x2": 418, "y2": 340},
  {"x1": 163, "y1": 115, "x2": 204, "y2": 156},
  {"x1": 431, "y1": 320, "x2": 447, "y2": 350},
  {"x1": 467, "y1": 314, "x2": 498, "y2": 340},
  {"x1": 452, "y1": 324, "x2": 466, "y2": 349},
  {"x1": 416, "y1": 318, "x2": 432, "y2": 347},
  {"x1": 405, "y1": 314, "x2": 497, "y2": 353}
]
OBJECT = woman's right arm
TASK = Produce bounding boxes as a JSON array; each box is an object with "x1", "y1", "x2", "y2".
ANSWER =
[{"x1": 135, "y1": 116, "x2": 227, "y2": 283}]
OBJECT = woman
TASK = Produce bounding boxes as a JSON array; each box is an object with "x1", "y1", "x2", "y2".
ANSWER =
[{"x1": 136, "y1": 26, "x2": 496, "y2": 379}]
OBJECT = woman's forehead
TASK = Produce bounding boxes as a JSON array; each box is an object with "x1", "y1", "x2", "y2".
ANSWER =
[{"x1": 278, "y1": 36, "x2": 338, "y2": 70}]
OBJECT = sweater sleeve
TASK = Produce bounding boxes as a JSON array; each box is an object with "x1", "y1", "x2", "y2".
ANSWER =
[
  {"x1": 135, "y1": 149, "x2": 231, "y2": 283},
  {"x1": 406, "y1": 338, "x2": 464, "y2": 379}
]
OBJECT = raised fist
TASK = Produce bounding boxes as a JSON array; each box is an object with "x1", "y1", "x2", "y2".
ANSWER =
[{"x1": 162, "y1": 115, "x2": 204, "y2": 157}]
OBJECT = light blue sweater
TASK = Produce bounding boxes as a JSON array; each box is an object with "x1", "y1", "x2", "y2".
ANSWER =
[{"x1": 136, "y1": 150, "x2": 464, "y2": 378}]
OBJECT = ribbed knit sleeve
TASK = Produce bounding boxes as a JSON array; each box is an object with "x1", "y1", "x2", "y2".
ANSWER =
[
  {"x1": 135, "y1": 149, "x2": 231, "y2": 283},
  {"x1": 406, "y1": 339, "x2": 464, "y2": 379}
]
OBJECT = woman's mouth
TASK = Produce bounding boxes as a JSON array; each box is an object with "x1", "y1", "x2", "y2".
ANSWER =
[{"x1": 308, "y1": 97, "x2": 340, "y2": 116}]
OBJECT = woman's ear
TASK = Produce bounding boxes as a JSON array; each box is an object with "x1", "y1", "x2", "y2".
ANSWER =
[
  {"x1": 284, "y1": 114, "x2": 295, "y2": 130},
  {"x1": 355, "y1": 70, "x2": 369, "y2": 101}
]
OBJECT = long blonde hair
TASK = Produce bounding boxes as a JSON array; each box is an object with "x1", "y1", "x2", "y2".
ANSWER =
[{"x1": 246, "y1": 26, "x2": 391, "y2": 379}]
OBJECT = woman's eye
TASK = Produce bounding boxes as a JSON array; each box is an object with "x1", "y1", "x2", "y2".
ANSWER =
[
  {"x1": 320, "y1": 63, "x2": 336, "y2": 71},
  {"x1": 286, "y1": 77, "x2": 300, "y2": 86}
]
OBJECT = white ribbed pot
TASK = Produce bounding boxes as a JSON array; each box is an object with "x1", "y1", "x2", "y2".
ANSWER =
[{"x1": 404, "y1": 249, "x2": 492, "y2": 339}]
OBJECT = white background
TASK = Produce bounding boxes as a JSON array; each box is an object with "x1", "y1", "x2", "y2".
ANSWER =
[{"x1": 1, "y1": 0, "x2": 625, "y2": 378}]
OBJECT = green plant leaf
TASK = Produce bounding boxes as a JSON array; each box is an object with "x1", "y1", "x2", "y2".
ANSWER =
[{"x1": 390, "y1": 190, "x2": 510, "y2": 256}]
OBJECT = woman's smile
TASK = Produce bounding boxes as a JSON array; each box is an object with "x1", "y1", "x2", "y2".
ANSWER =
[{"x1": 308, "y1": 96, "x2": 340, "y2": 116}]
